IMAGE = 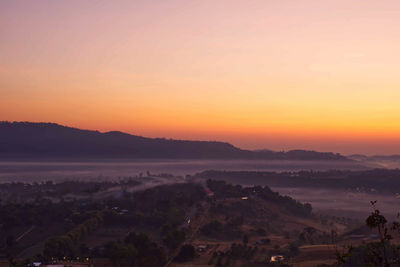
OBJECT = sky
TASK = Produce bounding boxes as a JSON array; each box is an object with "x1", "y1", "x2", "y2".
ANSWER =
[{"x1": 1, "y1": 0, "x2": 400, "y2": 155}]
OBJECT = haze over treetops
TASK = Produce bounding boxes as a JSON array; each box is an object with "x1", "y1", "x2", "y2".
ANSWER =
[{"x1": 1, "y1": 0, "x2": 400, "y2": 154}]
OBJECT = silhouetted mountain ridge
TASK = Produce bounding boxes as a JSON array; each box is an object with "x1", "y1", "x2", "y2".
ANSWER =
[{"x1": 0, "y1": 121, "x2": 349, "y2": 160}]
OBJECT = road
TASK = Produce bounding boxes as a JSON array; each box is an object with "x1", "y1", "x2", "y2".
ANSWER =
[{"x1": 165, "y1": 201, "x2": 209, "y2": 267}]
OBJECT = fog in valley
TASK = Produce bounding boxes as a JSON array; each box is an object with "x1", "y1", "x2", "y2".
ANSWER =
[
  {"x1": 1, "y1": 159, "x2": 398, "y2": 220},
  {"x1": 272, "y1": 187, "x2": 400, "y2": 220},
  {"x1": 0, "y1": 159, "x2": 366, "y2": 183}
]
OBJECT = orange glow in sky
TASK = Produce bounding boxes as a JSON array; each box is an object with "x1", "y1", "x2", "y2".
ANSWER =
[{"x1": 1, "y1": 0, "x2": 400, "y2": 154}]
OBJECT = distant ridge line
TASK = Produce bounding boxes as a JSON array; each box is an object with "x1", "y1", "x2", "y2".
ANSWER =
[{"x1": 0, "y1": 121, "x2": 349, "y2": 161}]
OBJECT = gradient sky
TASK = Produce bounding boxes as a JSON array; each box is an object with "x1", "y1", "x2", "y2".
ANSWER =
[{"x1": 1, "y1": 0, "x2": 400, "y2": 155}]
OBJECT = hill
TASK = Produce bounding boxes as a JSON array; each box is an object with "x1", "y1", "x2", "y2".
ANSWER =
[
  {"x1": 0, "y1": 178, "x2": 340, "y2": 267},
  {"x1": 0, "y1": 121, "x2": 349, "y2": 160}
]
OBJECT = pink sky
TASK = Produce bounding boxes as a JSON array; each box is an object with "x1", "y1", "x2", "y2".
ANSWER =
[{"x1": 1, "y1": 1, "x2": 400, "y2": 154}]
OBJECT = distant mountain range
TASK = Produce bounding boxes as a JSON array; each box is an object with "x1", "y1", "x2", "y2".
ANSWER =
[{"x1": 0, "y1": 121, "x2": 349, "y2": 160}]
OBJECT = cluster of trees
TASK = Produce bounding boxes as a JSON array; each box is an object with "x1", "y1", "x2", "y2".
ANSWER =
[
  {"x1": 161, "y1": 228, "x2": 186, "y2": 251},
  {"x1": 208, "y1": 243, "x2": 263, "y2": 266},
  {"x1": 0, "y1": 179, "x2": 312, "y2": 266},
  {"x1": 0, "y1": 201, "x2": 73, "y2": 230},
  {"x1": 198, "y1": 169, "x2": 400, "y2": 194},
  {"x1": 206, "y1": 241, "x2": 299, "y2": 267},
  {"x1": 0, "y1": 179, "x2": 142, "y2": 204},
  {"x1": 1, "y1": 181, "x2": 206, "y2": 263},
  {"x1": 104, "y1": 183, "x2": 205, "y2": 229},
  {"x1": 41, "y1": 183, "x2": 203, "y2": 262},
  {"x1": 254, "y1": 185, "x2": 312, "y2": 217},
  {"x1": 0, "y1": 200, "x2": 76, "y2": 257},
  {"x1": 174, "y1": 244, "x2": 196, "y2": 262},
  {"x1": 101, "y1": 232, "x2": 166, "y2": 267},
  {"x1": 206, "y1": 179, "x2": 312, "y2": 217},
  {"x1": 43, "y1": 211, "x2": 104, "y2": 258},
  {"x1": 200, "y1": 220, "x2": 243, "y2": 240}
]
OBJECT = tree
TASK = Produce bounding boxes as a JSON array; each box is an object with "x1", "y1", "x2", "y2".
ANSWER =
[
  {"x1": 365, "y1": 201, "x2": 391, "y2": 267},
  {"x1": 105, "y1": 232, "x2": 167, "y2": 267},
  {"x1": 200, "y1": 220, "x2": 223, "y2": 237},
  {"x1": 6, "y1": 235, "x2": 15, "y2": 248},
  {"x1": 337, "y1": 201, "x2": 400, "y2": 266},
  {"x1": 243, "y1": 234, "x2": 249, "y2": 245},
  {"x1": 174, "y1": 244, "x2": 196, "y2": 262},
  {"x1": 162, "y1": 229, "x2": 186, "y2": 250},
  {"x1": 287, "y1": 242, "x2": 299, "y2": 256},
  {"x1": 256, "y1": 228, "x2": 266, "y2": 236},
  {"x1": 300, "y1": 227, "x2": 316, "y2": 244}
]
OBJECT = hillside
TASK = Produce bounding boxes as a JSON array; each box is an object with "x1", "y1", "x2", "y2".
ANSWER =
[
  {"x1": 0, "y1": 121, "x2": 349, "y2": 160},
  {"x1": 0, "y1": 178, "x2": 346, "y2": 267}
]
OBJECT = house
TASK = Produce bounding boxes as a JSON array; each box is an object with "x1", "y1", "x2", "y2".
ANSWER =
[
  {"x1": 204, "y1": 188, "x2": 214, "y2": 197},
  {"x1": 197, "y1": 245, "x2": 207, "y2": 252},
  {"x1": 270, "y1": 255, "x2": 284, "y2": 262}
]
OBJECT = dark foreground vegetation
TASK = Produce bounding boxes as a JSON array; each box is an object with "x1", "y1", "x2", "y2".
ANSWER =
[
  {"x1": 2, "y1": 173, "x2": 399, "y2": 266},
  {"x1": 0, "y1": 176, "x2": 314, "y2": 267},
  {"x1": 0, "y1": 181, "x2": 204, "y2": 266},
  {"x1": 332, "y1": 201, "x2": 400, "y2": 267}
]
